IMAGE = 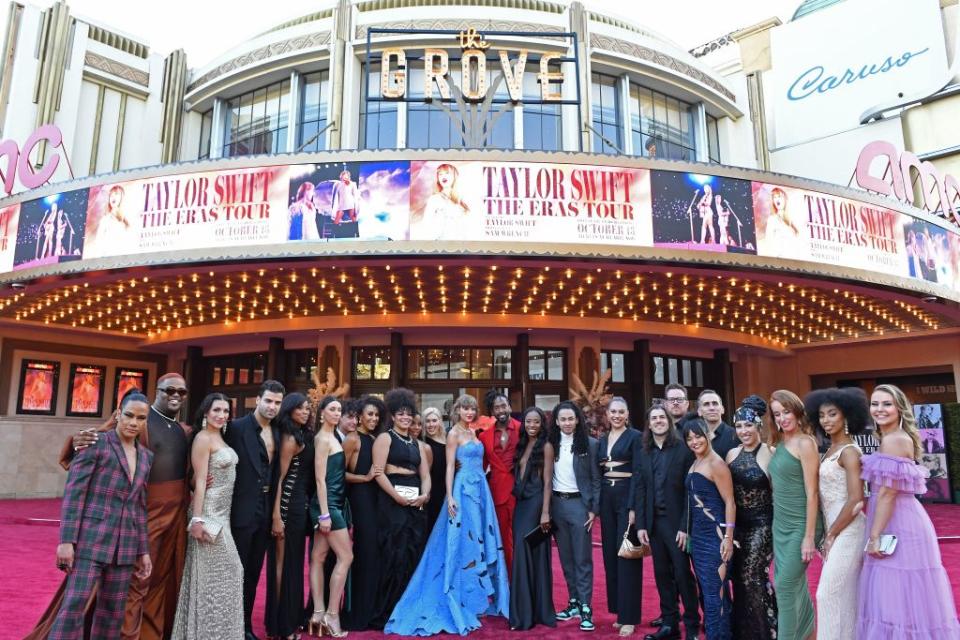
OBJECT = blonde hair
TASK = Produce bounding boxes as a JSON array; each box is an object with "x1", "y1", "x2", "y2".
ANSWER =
[
  {"x1": 767, "y1": 389, "x2": 812, "y2": 446},
  {"x1": 451, "y1": 394, "x2": 478, "y2": 425},
  {"x1": 872, "y1": 384, "x2": 922, "y2": 461}
]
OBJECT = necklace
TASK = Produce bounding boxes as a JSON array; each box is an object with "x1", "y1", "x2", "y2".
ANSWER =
[
  {"x1": 391, "y1": 428, "x2": 415, "y2": 445},
  {"x1": 150, "y1": 405, "x2": 179, "y2": 429}
]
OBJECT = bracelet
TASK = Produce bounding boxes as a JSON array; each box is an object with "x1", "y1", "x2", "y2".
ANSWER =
[
  {"x1": 317, "y1": 513, "x2": 331, "y2": 521},
  {"x1": 723, "y1": 522, "x2": 735, "y2": 528},
  {"x1": 189, "y1": 516, "x2": 205, "y2": 526}
]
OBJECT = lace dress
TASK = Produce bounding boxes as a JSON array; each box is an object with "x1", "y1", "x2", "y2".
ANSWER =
[
  {"x1": 729, "y1": 447, "x2": 777, "y2": 640},
  {"x1": 171, "y1": 446, "x2": 244, "y2": 639},
  {"x1": 857, "y1": 453, "x2": 960, "y2": 638},
  {"x1": 815, "y1": 443, "x2": 864, "y2": 640},
  {"x1": 385, "y1": 440, "x2": 509, "y2": 635}
]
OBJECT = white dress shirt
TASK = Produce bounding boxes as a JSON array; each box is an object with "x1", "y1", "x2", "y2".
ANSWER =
[{"x1": 553, "y1": 431, "x2": 579, "y2": 493}]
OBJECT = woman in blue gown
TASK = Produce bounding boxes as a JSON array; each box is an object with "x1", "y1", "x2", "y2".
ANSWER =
[
  {"x1": 385, "y1": 393, "x2": 510, "y2": 636},
  {"x1": 684, "y1": 419, "x2": 736, "y2": 640}
]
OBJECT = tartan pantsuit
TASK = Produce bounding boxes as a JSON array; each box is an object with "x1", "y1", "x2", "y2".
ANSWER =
[
  {"x1": 48, "y1": 558, "x2": 135, "y2": 639},
  {"x1": 51, "y1": 429, "x2": 153, "y2": 639}
]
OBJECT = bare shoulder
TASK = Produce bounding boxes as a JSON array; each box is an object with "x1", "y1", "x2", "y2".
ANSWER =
[
  {"x1": 726, "y1": 445, "x2": 742, "y2": 464},
  {"x1": 879, "y1": 430, "x2": 914, "y2": 457},
  {"x1": 796, "y1": 435, "x2": 819, "y2": 454}
]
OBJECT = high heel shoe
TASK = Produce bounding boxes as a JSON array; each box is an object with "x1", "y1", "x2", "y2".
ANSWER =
[
  {"x1": 307, "y1": 611, "x2": 325, "y2": 637},
  {"x1": 322, "y1": 612, "x2": 348, "y2": 638}
]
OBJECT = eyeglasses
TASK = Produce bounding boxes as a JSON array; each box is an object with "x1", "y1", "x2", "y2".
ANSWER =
[
  {"x1": 665, "y1": 397, "x2": 687, "y2": 404},
  {"x1": 159, "y1": 387, "x2": 189, "y2": 397}
]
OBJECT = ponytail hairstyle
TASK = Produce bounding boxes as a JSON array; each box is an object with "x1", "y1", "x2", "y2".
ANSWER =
[{"x1": 873, "y1": 384, "x2": 922, "y2": 461}]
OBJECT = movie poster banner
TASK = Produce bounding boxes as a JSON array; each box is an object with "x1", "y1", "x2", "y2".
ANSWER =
[
  {"x1": 66, "y1": 363, "x2": 106, "y2": 417},
  {"x1": 13, "y1": 189, "x2": 88, "y2": 270},
  {"x1": 17, "y1": 359, "x2": 60, "y2": 415},
  {"x1": 651, "y1": 171, "x2": 756, "y2": 254},
  {"x1": 83, "y1": 166, "x2": 292, "y2": 259},
  {"x1": 752, "y1": 182, "x2": 908, "y2": 277},
  {"x1": 916, "y1": 403, "x2": 952, "y2": 503},
  {"x1": 286, "y1": 161, "x2": 411, "y2": 241},
  {"x1": 408, "y1": 161, "x2": 651, "y2": 245},
  {"x1": 904, "y1": 218, "x2": 954, "y2": 286},
  {"x1": 0, "y1": 203, "x2": 18, "y2": 272},
  {"x1": 113, "y1": 368, "x2": 149, "y2": 411}
]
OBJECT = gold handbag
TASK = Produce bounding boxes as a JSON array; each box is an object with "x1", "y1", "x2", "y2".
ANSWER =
[{"x1": 618, "y1": 526, "x2": 650, "y2": 559}]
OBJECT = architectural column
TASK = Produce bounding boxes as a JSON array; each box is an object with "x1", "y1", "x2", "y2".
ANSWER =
[
  {"x1": 568, "y1": 1, "x2": 593, "y2": 152},
  {"x1": 731, "y1": 18, "x2": 781, "y2": 170},
  {"x1": 183, "y1": 345, "x2": 204, "y2": 418},
  {"x1": 267, "y1": 337, "x2": 286, "y2": 383},
  {"x1": 712, "y1": 348, "x2": 734, "y2": 416},
  {"x1": 159, "y1": 49, "x2": 188, "y2": 164},
  {"x1": 327, "y1": 0, "x2": 352, "y2": 149},
  {"x1": 632, "y1": 339, "x2": 653, "y2": 420},
  {"x1": 32, "y1": 0, "x2": 71, "y2": 161},
  {"x1": 516, "y1": 333, "x2": 530, "y2": 410},
  {"x1": 389, "y1": 331, "x2": 403, "y2": 389}
]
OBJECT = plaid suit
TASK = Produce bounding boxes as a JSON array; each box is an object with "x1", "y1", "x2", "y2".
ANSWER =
[{"x1": 50, "y1": 429, "x2": 153, "y2": 639}]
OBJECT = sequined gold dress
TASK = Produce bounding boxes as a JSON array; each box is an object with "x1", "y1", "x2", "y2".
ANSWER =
[{"x1": 171, "y1": 446, "x2": 244, "y2": 639}]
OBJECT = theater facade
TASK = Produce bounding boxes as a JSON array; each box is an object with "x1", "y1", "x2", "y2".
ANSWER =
[{"x1": 1, "y1": 0, "x2": 959, "y2": 499}]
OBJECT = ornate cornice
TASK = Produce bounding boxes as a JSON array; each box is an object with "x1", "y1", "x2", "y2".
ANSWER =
[
  {"x1": 689, "y1": 33, "x2": 735, "y2": 59},
  {"x1": 187, "y1": 31, "x2": 332, "y2": 93},
  {"x1": 84, "y1": 51, "x2": 149, "y2": 87},
  {"x1": 356, "y1": 19, "x2": 567, "y2": 40},
  {"x1": 590, "y1": 34, "x2": 736, "y2": 103}
]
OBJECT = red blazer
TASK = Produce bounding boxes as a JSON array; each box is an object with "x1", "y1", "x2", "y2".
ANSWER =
[
  {"x1": 478, "y1": 418, "x2": 520, "y2": 506},
  {"x1": 60, "y1": 429, "x2": 153, "y2": 565}
]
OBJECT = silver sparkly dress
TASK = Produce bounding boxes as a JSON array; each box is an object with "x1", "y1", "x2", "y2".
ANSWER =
[{"x1": 172, "y1": 446, "x2": 243, "y2": 639}]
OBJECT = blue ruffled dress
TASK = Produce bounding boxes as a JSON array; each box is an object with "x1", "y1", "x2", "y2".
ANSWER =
[{"x1": 385, "y1": 440, "x2": 510, "y2": 636}]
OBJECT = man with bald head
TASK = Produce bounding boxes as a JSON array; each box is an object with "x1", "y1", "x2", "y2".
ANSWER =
[{"x1": 28, "y1": 372, "x2": 192, "y2": 640}]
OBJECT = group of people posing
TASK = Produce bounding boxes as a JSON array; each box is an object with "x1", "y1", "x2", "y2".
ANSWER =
[{"x1": 30, "y1": 375, "x2": 960, "y2": 640}]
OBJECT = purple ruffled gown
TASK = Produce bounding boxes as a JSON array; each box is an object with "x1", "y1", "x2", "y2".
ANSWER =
[{"x1": 857, "y1": 453, "x2": 960, "y2": 639}]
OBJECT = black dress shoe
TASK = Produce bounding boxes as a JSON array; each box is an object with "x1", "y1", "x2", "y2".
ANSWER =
[
  {"x1": 649, "y1": 617, "x2": 664, "y2": 628},
  {"x1": 644, "y1": 626, "x2": 679, "y2": 640},
  {"x1": 245, "y1": 632, "x2": 261, "y2": 640},
  {"x1": 684, "y1": 629, "x2": 700, "y2": 640}
]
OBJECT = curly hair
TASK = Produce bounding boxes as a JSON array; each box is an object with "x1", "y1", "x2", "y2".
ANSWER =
[
  {"x1": 803, "y1": 387, "x2": 870, "y2": 438},
  {"x1": 642, "y1": 403, "x2": 678, "y2": 452},
  {"x1": 384, "y1": 387, "x2": 418, "y2": 419},
  {"x1": 548, "y1": 401, "x2": 590, "y2": 457},
  {"x1": 357, "y1": 395, "x2": 387, "y2": 434}
]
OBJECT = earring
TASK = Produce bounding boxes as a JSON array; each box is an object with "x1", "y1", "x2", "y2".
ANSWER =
[
  {"x1": 202, "y1": 417, "x2": 207, "y2": 429},
  {"x1": 844, "y1": 421, "x2": 849, "y2": 435}
]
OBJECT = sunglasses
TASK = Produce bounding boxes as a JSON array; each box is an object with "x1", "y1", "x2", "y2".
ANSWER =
[{"x1": 159, "y1": 387, "x2": 189, "y2": 397}]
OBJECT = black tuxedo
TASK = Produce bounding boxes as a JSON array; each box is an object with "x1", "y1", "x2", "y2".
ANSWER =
[
  {"x1": 224, "y1": 412, "x2": 280, "y2": 634},
  {"x1": 635, "y1": 440, "x2": 700, "y2": 633}
]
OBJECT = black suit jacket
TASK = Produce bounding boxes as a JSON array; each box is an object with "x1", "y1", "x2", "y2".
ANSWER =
[
  {"x1": 635, "y1": 441, "x2": 695, "y2": 535},
  {"x1": 224, "y1": 412, "x2": 280, "y2": 530},
  {"x1": 572, "y1": 437, "x2": 601, "y2": 514}
]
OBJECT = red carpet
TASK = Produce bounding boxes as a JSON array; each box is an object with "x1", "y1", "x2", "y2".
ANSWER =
[{"x1": 3, "y1": 499, "x2": 959, "y2": 640}]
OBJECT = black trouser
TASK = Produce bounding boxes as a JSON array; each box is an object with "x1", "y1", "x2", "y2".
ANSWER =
[
  {"x1": 600, "y1": 479, "x2": 643, "y2": 624},
  {"x1": 234, "y1": 494, "x2": 271, "y2": 633},
  {"x1": 650, "y1": 514, "x2": 700, "y2": 632}
]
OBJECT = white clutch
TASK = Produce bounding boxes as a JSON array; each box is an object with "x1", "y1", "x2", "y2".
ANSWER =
[{"x1": 394, "y1": 485, "x2": 419, "y2": 501}]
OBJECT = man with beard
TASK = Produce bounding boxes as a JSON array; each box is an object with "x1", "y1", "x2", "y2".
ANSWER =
[
  {"x1": 663, "y1": 383, "x2": 694, "y2": 430},
  {"x1": 224, "y1": 380, "x2": 284, "y2": 640},
  {"x1": 28, "y1": 373, "x2": 191, "y2": 640},
  {"x1": 477, "y1": 391, "x2": 520, "y2": 575}
]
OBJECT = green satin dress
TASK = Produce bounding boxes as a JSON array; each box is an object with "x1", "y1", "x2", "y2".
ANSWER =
[
  {"x1": 310, "y1": 450, "x2": 350, "y2": 531},
  {"x1": 769, "y1": 445, "x2": 815, "y2": 640}
]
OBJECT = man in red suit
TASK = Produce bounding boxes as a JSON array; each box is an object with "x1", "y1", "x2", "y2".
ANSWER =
[
  {"x1": 50, "y1": 392, "x2": 154, "y2": 639},
  {"x1": 478, "y1": 391, "x2": 520, "y2": 575}
]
